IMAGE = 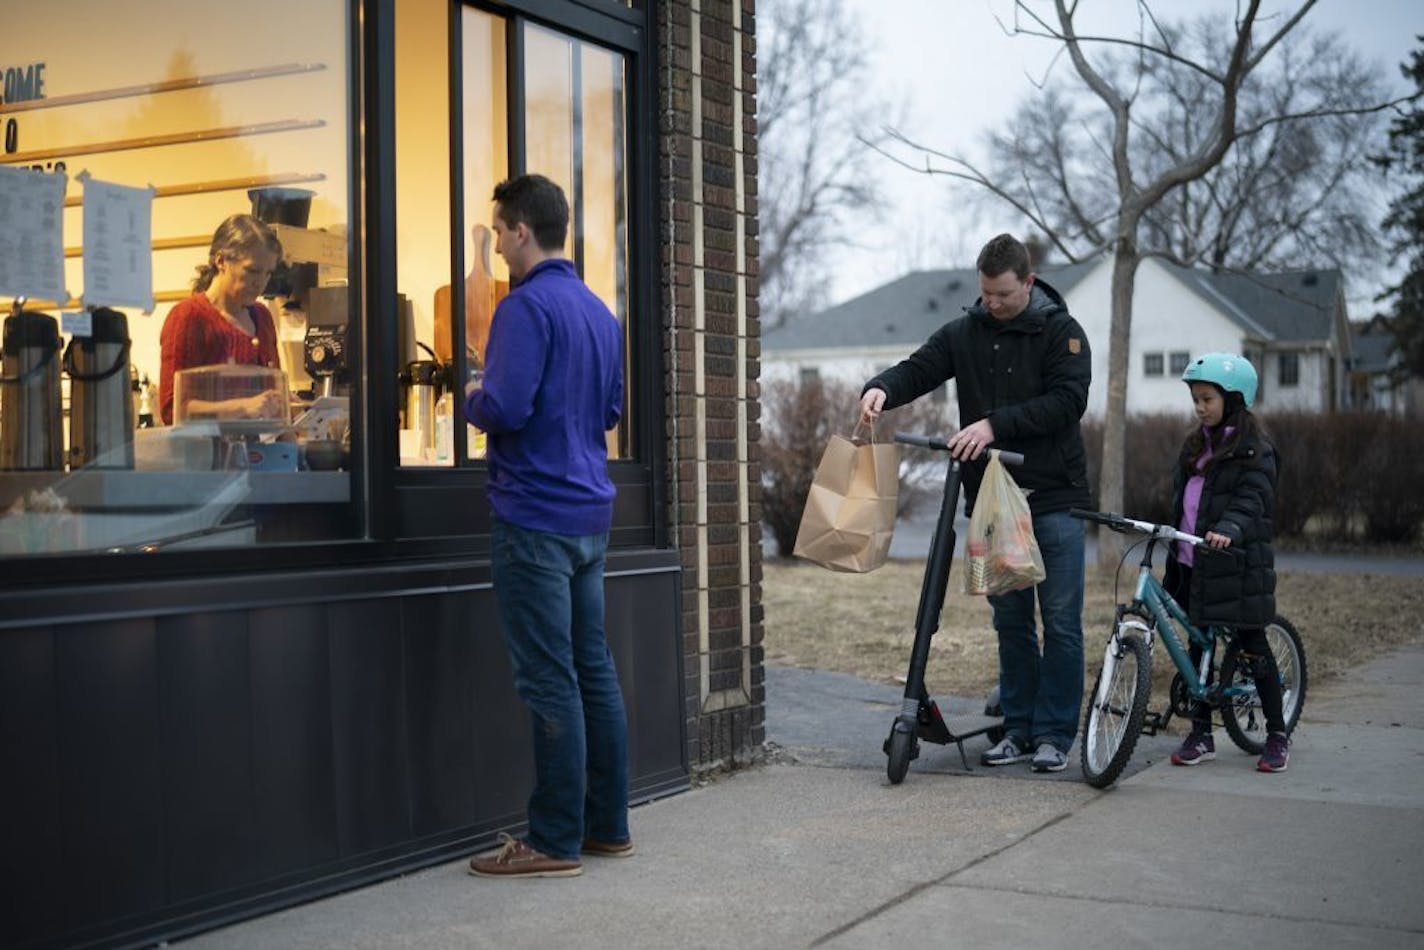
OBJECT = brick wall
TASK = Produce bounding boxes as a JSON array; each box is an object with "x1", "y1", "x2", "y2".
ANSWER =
[{"x1": 657, "y1": 0, "x2": 764, "y2": 772}]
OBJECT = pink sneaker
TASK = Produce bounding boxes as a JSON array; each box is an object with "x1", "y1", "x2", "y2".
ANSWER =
[
  {"x1": 1171, "y1": 730, "x2": 1216, "y2": 766},
  {"x1": 1257, "y1": 732, "x2": 1290, "y2": 772}
]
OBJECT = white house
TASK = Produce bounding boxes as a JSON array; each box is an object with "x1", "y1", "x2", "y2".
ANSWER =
[
  {"x1": 1347, "y1": 316, "x2": 1424, "y2": 415},
  {"x1": 764, "y1": 255, "x2": 1353, "y2": 418}
]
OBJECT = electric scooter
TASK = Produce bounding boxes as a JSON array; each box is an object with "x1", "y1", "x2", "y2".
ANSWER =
[{"x1": 883, "y1": 432, "x2": 1025, "y2": 784}]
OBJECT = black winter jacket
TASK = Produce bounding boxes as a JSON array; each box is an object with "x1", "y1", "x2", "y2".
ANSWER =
[
  {"x1": 1163, "y1": 430, "x2": 1278, "y2": 628},
  {"x1": 862, "y1": 278, "x2": 1092, "y2": 516}
]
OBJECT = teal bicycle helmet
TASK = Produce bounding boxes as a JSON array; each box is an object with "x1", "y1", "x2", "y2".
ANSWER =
[{"x1": 1181, "y1": 352, "x2": 1258, "y2": 408}]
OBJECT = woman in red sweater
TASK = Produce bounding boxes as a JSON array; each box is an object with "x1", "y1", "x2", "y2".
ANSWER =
[{"x1": 159, "y1": 214, "x2": 285, "y2": 425}]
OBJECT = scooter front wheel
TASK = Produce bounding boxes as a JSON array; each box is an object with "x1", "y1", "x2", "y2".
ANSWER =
[{"x1": 885, "y1": 721, "x2": 918, "y2": 784}]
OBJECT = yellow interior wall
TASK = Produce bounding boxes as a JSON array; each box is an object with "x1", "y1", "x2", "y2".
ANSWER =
[{"x1": 2, "y1": 0, "x2": 349, "y2": 387}]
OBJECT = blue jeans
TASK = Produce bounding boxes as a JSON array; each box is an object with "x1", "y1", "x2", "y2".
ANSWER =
[
  {"x1": 987, "y1": 510, "x2": 1085, "y2": 753},
  {"x1": 490, "y1": 518, "x2": 629, "y2": 860}
]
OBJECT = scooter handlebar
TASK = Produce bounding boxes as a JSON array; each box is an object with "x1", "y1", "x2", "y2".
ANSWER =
[
  {"x1": 892, "y1": 432, "x2": 1023, "y2": 466},
  {"x1": 893, "y1": 431, "x2": 949, "y2": 450}
]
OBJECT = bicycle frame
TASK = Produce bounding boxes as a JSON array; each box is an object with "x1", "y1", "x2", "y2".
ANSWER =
[
  {"x1": 1072, "y1": 507, "x2": 1306, "y2": 786},
  {"x1": 1127, "y1": 561, "x2": 1256, "y2": 708}
]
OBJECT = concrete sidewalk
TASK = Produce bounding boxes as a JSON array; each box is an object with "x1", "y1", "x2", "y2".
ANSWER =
[{"x1": 183, "y1": 644, "x2": 1424, "y2": 949}]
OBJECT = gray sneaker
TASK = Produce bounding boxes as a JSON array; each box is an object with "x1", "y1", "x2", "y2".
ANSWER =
[
  {"x1": 1031, "y1": 742, "x2": 1068, "y2": 773},
  {"x1": 981, "y1": 736, "x2": 1029, "y2": 766}
]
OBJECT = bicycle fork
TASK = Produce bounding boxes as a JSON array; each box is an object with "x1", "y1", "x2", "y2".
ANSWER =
[{"x1": 1090, "y1": 615, "x2": 1153, "y2": 721}]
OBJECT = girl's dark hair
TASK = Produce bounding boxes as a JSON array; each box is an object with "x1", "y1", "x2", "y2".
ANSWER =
[
  {"x1": 192, "y1": 214, "x2": 283, "y2": 292},
  {"x1": 1181, "y1": 386, "x2": 1267, "y2": 473}
]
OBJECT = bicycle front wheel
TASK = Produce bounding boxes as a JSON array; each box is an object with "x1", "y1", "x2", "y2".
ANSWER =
[
  {"x1": 1080, "y1": 630, "x2": 1152, "y2": 789},
  {"x1": 1221, "y1": 615, "x2": 1307, "y2": 754}
]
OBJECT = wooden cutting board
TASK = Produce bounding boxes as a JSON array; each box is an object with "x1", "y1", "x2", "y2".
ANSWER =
[{"x1": 434, "y1": 223, "x2": 504, "y2": 364}]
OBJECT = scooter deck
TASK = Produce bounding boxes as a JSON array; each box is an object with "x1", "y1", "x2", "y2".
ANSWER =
[
  {"x1": 936, "y1": 713, "x2": 1001, "y2": 739},
  {"x1": 914, "y1": 698, "x2": 1003, "y2": 769}
]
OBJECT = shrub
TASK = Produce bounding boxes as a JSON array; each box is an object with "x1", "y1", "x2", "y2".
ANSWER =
[
  {"x1": 1122, "y1": 413, "x2": 1183, "y2": 525},
  {"x1": 1077, "y1": 413, "x2": 1178, "y2": 522},
  {"x1": 766, "y1": 383, "x2": 1424, "y2": 551},
  {"x1": 1266, "y1": 412, "x2": 1333, "y2": 538},
  {"x1": 1351, "y1": 415, "x2": 1424, "y2": 543}
]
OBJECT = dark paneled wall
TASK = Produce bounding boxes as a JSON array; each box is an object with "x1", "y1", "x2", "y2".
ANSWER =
[{"x1": 0, "y1": 562, "x2": 684, "y2": 950}]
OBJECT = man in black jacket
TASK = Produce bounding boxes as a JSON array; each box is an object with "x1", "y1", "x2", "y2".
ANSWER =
[{"x1": 859, "y1": 233, "x2": 1092, "y2": 773}]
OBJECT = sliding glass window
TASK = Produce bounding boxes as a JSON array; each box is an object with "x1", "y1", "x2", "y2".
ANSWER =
[{"x1": 398, "y1": 7, "x2": 633, "y2": 468}]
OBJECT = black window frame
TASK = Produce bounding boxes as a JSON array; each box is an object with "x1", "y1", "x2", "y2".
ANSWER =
[
  {"x1": 0, "y1": 0, "x2": 664, "y2": 590},
  {"x1": 382, "y1": 0, "x2": 663, "y2": 551},
  {"x1": 1143, "y1": 352, "x2": 1165, "y2": 377}
]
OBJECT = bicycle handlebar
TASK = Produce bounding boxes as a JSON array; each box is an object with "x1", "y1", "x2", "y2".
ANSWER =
[
  {"x1": 1069, "y1": 508, "x2": 1204, "y2": 546},
  {"x1": 893, "y1": 432, "x2": 1024, "y2": 466}
]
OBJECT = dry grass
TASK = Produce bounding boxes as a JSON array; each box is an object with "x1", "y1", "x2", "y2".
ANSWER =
[{"x1": 762, "y1": 555, "x2": 1424, "y2": 703}]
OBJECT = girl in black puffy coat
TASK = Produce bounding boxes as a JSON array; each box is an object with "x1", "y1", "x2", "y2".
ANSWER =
[{"x1": 1162, "y1": 353, "x2": 1291, "y2": 773}]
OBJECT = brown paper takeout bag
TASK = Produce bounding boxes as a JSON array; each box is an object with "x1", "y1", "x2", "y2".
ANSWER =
[{"x1": 793, "y1": 425, "x2": 900, "y2": 573}]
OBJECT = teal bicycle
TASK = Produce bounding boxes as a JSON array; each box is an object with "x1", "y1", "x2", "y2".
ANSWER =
[{"x1": 1069, "y1": 509, "x2": 1306, "y2": 788}]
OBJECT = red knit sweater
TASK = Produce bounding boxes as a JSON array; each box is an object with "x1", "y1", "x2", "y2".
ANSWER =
[{"x1": 159, "y1": 294, "x2": 280, "y2": 424}]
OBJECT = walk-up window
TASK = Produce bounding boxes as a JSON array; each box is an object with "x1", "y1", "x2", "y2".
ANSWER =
[{"x1": 395, "y1": 1, "x2": 632, "y2": 468}]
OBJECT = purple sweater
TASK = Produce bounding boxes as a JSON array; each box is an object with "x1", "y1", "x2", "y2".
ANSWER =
[
  {"x1": 463, "y1": 259, "x2": 624, "y2": 535},
  {"x1": 1177, "y1": 425, "x2": 1233, "y2": 565}
]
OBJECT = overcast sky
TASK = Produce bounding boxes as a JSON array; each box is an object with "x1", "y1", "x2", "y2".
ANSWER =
[{"x1": 826, "y1": 0, "x2": 1424, "y2": 313}]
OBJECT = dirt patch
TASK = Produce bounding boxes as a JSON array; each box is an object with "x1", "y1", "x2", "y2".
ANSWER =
[{"x1": 762, "y1": 556, "x2": 1424, "y2": 703}]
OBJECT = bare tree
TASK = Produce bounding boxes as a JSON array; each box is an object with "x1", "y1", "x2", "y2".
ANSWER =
[
  {"x1": 756, "y1": 0, "x2": 900, "y2": 328},
  {"x1": 870, "y1": 0, "x2": 1412, "y2": 566}
]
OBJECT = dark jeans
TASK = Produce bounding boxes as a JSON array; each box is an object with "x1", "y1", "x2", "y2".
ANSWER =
[
  {"x1": 1169, "y1": 564, "x2": 1286, "y2": 735},
  {"x1": 490, "y1": 518, "x2": 629, "y2": 860},
  {"x1": 988, "y1": 510, "x2": 1085, "y2": 753}
]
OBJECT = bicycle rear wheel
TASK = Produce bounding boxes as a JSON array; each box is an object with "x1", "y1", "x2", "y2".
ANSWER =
[
  {"x1": 1080, "y1": 629, "x2": 1152, "y2": 789},
  {"x1": 1221, "y1": 615, "x2": 1307, "y2": 754}
]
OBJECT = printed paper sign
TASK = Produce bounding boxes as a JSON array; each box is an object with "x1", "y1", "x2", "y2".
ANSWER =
[
  {"x1": 79, "y1": 172, "x2": 155, "y2": 312},
  {"x1": 0, "y1": 164, "x2": 68, "y2": 303}
]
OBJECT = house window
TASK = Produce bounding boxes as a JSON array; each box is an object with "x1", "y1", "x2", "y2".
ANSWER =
[
  {"x1": 1143, "y1": 352, "x2": 1165, "y2": 377},
  {"x1": 1279, "y1": 352, "x2": 1300, "y2": 387},
  {"x1": 1169, "y1": 351, "x2": 1190, "y2": 375},
  {"x1": 799, "y1": 366, "x2": 821, "y2": 387}
]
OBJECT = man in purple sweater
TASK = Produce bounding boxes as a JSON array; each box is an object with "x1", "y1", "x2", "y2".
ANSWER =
[{"x1": 464, "y1": 174, "x2": 630, "y2": 879}]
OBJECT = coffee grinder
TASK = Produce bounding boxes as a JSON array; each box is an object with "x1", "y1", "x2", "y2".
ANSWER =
[{"x1": 303, "y1": 285, "x2": 351, "y2": 398}]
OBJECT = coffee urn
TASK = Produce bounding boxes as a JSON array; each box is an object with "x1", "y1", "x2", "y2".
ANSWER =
[
  {"x1": 0, "y1": 309, "x2": 64, "y2": 471},
  {"x1": 64, "y1": 307, "x2": 134, "y2": 469},
  {"x1": 400, "y1": 359, "x2": 443, "y2": 458}
]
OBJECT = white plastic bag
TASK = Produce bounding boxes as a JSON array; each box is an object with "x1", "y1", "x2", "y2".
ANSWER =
[{"x1": 963, "y1": 450, "x2": 1045, "y2": 595}]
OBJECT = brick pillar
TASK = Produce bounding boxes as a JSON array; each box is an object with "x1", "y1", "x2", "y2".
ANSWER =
[{"x1": 657, "y1": 0, "x2": 763, "y2": 772}]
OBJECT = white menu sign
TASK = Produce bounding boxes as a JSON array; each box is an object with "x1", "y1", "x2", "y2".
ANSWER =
[
  {"x1": 0, "y1": 164, "x2": 67, "y2": 303},
  {"x1": 79, "y1": 172, "x2": 155, "y2": 313}
]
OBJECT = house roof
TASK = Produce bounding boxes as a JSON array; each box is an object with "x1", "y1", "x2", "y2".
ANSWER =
[
  {"x1": 1349, "y1": 320, "x2": 1398, "y2": 374},
  {"x1": 1164, "y1": 265, "x2": 1344, "y2": 344},
  {"x1": 763, "y1": 261, "x2": 1095, "y2": 352},
  {"x1": 765, "y1": 257, "x2": 1344, "y2": 353}
]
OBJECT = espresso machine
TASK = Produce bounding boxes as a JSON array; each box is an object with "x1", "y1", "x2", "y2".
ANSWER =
[{"x1": 247, "y1": 187, "x2": 348, "y2": 400}]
